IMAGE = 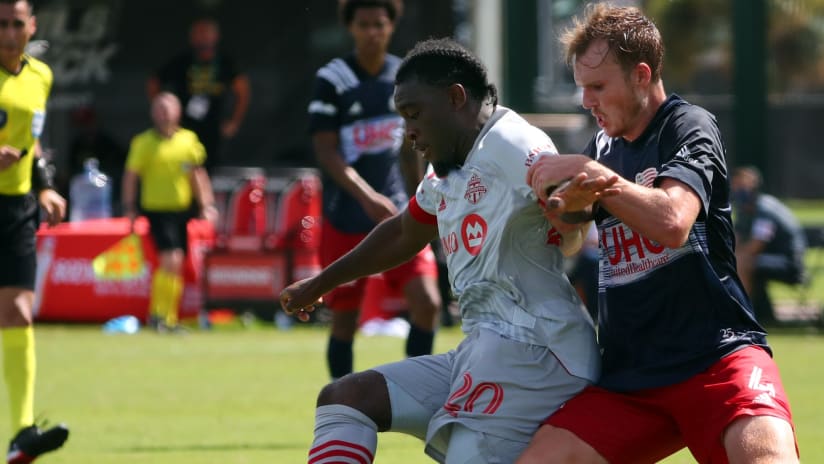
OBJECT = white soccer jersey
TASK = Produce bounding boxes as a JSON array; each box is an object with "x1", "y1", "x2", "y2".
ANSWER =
[{"x1": 411, "y1": 107, "x2": 599, "y2": 381}]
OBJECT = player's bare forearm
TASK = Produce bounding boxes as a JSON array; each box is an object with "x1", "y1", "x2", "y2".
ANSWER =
[
  {"x1": 322, "y1": 210, "x2": 435, "y2": 286},
  {"x1": 190, "y1": 167, "x2": 215, "y2": 208},
  {"x1": 598, "y1": 177, "x2": 701, "y2": 248},
  {"x1": 313, "y1": 132, "x2": 376, "y2": 203},
  {"x1": 121, "y1": 170, "x2": 139, "y2": 219}
]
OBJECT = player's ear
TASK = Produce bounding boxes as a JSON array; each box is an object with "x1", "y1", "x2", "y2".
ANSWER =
[
  {"x1": 634, "y1": 62, "x2": 652, "y2": 86},
  {"x1": 446, "y1": 83, "x2": 468, "y2": 110}
]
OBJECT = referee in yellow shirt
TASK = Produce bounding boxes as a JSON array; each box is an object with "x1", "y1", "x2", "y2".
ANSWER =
[
  {"x1": 0, "y1": 1, "x2": 70, "y2": 462},
  {"x1": 122, "y1": 92, "x2": 217, "y2": 332}
]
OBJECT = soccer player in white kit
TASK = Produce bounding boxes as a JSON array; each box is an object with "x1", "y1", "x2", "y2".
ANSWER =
[{"x1": 280, "y1": 38, "x2": 612, "y2": 463}]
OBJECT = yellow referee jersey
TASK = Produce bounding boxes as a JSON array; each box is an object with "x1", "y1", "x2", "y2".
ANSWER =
[
  {"x1": 0, "y1": 56, "x2": 53, "y2": 195},
  {"x1": 125, "y1": 128, "x2": 206, "y2": 212}
]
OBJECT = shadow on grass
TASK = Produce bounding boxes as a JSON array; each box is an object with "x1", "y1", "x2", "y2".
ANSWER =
[{"x1": 116, "y1": 442, "x2": 306, "y2": 453}]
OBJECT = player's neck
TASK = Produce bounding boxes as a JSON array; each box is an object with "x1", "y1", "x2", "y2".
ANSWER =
[
  {"x1": 354, "y1": 50, "x2": 385, "y2": 76},
  {"x1": 0, "y1": 56, "x2": 22, "y2": 75},
  {"x1": 155, "y1": 125, "x2": 178, "y2": 139},
  {"x1": 458, "y1": 100, "x2": 495, "y2": 161}
]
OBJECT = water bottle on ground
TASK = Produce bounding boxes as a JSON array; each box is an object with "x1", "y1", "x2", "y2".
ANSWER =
[{"x1": 70, "y1": 158, "x2": 112, "y2": 222}]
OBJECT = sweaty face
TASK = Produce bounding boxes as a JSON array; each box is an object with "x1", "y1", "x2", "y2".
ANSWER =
[
  {"x1": 574, "y1": 39, "x2": 644, "y2": 141},
  {"x1": 0, "y1": 1, "x2": 34, "y2": 67},
  {"x1": 394, "y1": 79, "x2": 460, "y2": 177},
  {"x1": 348, "y1": 7, "x2": 394, "y2": 57}
]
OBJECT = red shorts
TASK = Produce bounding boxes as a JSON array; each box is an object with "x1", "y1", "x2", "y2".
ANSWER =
[
  {"x1": 320, "y1": 221, "x2": 438, "y2": 311},
  {"x1": 545, "y1": 346, "x2": 797, "y2": 464}
]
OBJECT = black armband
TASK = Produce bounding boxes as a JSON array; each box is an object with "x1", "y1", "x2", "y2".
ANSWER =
[{"x1": 31, "y1": 157, "x2": 56, "y2": 192}]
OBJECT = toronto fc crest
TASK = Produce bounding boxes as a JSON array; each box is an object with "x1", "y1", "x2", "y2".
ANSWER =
[{"x1": 464, "y1": 174, "x2": 488, "y2": 205}]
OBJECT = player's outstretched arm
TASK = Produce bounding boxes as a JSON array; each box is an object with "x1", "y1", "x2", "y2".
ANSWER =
[{"x1": 279, "y1": 208, "x2": 438, "y2": 321}]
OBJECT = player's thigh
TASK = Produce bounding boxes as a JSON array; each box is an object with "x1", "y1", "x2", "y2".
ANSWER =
[
  {"x1": 541, "y1": 385, "x2": 684, "y2": 464},
  {"x1": 373, "y1": 351, "x2": 452, "y2": 439},
  {"x1": 320, "y1": 225, "x2": 369, "y2": 310},
  {"x1": 426, "y1": 328, "x2": 591, "y2": 461},
  {"x1": 668, "y1": 346, "x2": 797, "y2": 463},
  {"x1": 0, "y1": 194, "x2": 36, "y2": 292},
  {"x1": 444, "y1": 423, "x2": 527, "y2": 464}
]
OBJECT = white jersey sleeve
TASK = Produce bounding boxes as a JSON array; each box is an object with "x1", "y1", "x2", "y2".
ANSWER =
[
  {"x1": 414, "y1": 164, "x2": 440, "y2": 216},
  {"x1": 483, "y1": 120, "x2": 559, "y2": 202}
]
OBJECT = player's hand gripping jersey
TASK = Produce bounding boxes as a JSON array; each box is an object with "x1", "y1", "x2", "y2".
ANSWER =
[{"x1": 409, "y1": 106, "x2": 600, "y2": 382}]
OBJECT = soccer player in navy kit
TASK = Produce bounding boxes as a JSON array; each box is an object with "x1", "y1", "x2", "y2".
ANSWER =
[
  {"x1": 307, "y1": 0, "x2": 442, "y2": 380},
  {"x1": 518, "y1": 4, "x2": 798, "y2": 464}
]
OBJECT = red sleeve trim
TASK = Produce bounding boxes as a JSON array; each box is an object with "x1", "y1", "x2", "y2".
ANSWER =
[{"x1": 408, "y1": 196, "x2": 438, "y2": 225}]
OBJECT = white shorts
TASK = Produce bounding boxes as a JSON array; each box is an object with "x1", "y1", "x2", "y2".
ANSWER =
[{"x1": 373, "y1": 326, "x2": 591, "y2": 463}]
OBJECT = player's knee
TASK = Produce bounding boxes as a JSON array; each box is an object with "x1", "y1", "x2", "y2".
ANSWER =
[
  {"x1": 316, "y1": 371, "x2": 384, "y2": 407},
  {"x1": 405, "y1": 279, "x2": 442, "y2": 327},
  {"x1": 515, "y1": 425, "x2": 605, "y2": 464},
  {"x1": 724, "y1": 415, "x2": 798, "y2": 463},
  {"x1": 316, "y1": 370, "x2": 392, "y2": 430},
  {"x1": 0, "y1": 291, "x2": 34, "y2": 327}
]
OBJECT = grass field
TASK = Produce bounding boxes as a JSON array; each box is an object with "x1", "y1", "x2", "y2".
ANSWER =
[
  {"x1": 3, "y1": 200, "x2": 819, "y2": 463},
  {"x1": 1, "y1": 321, "x2": 822, "y2": 464}
]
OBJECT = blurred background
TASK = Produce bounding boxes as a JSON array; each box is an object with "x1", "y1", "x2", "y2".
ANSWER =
[{"x1": 33, "y1": 0, "x2": 824, "y2": 199}]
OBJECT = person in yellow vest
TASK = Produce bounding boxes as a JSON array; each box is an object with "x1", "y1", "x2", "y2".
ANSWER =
[
  {"x1": 122, "y1": 92, "x2": 217, "y2": 332},
  {"x1": 0, "y1": 1, "x2": 71, "y2": 462}
]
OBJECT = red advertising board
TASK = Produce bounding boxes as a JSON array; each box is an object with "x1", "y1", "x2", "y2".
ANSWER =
[{"x1": 34, "y1": 217, "x2": 214, "y2": 323}]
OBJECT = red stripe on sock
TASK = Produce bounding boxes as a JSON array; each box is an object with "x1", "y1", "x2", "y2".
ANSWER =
[{"x1": 309, "y1": 440, "x2": 374, "y2": 463}]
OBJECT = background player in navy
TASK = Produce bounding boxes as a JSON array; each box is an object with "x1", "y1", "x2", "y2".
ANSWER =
[
  {"x1": 307, "y1": 0, "x2": 441, "y2": 380},
  {"x1": 518, "y1": 4, "x2": 798, "y2": 464},
  {"x1": 731, "y1": 165, "x2": 807, "y2": 326},
  {"x1": 0, "y1": 0, "x2": 69, "y2": 461}
]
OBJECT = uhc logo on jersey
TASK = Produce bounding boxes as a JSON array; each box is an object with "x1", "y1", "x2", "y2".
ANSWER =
[
  {"x1": 0, "y1": 109, "x2": 7, "y2": 129},
  {"x1": 599, "y1": 221, "x2": 693, "y2": 286},
  {"x1": 351, "y1": 118, "x2": 401, "y2": 152},
  {"x1": 461, "y1": 214, "x2": 487, "y2": 256}
]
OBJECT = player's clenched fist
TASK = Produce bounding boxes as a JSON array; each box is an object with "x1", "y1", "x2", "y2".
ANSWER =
[{"x1": 279, "y1": 278, "x2": 324, "y2": 322}]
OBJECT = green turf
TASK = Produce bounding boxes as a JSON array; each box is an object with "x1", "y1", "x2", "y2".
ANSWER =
[{"x1": 0, "y1": 322, "x2": 821, "y2": 463}]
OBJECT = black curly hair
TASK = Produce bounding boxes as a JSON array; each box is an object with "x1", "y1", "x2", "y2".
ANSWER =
[
  {"x1": 395, "y1": 38, "x2": 498, "y2": 107},
  {"x1": 339, "y1": 0, "x2": 399, "y2": 26}
]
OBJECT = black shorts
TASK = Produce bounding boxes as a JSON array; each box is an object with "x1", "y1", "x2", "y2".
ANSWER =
[
  {"x1": 144, "y1": 210, "x2": 190, "y2": 252},
  {"x1": 0, "y1": 193, "x2": 38, "y2": 289}
]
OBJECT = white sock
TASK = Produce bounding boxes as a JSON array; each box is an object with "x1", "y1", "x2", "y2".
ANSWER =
[{"x1": 309, "y1": 404, "x2": 378, "y2": 463}]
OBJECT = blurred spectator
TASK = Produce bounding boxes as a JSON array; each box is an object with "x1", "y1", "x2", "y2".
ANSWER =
[
  {"x1": 731, "y1": 166, "x2": 807, "y2": 325},
  {"x1": 146, "y1": 15, "x2": 250, "y2": 173},
  {"x1": 66, "y1": 106, "x2": 126, "y2": 216},
  {"x1": 122, "y1": 92, "x2": 218, "y2": 332}
]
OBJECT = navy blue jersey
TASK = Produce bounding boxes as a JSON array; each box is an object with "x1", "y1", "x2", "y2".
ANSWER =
[
  {"x1": 308, "y1": 54, "x2": 407, "y2": 233},
  {"x1": 587, "y1": 95, "x2": 769, "y2": 391}
]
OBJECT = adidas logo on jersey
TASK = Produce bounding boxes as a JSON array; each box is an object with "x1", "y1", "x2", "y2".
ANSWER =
[
  {"x1": 752, "y1": 392, "x2": 775, "y2": 406},
  {"x1": 348, "y1": 101, "x2": 363, "y2": 116}
]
